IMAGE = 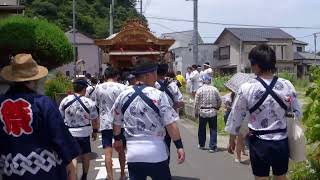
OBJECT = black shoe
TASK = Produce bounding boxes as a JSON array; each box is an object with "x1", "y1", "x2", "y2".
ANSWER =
[
  {"x1": 208, "y1": 147, "x2": 218, "y2": 153},
  {"x1": 197, "y1": 145, "x2": 205, "y2": 150}
]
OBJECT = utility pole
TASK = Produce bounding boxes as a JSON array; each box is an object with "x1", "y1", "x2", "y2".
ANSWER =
[
  {"x1": 193, "y1": 0, "x2": 199, "y2": 65},
  {"x1": 140, "y1": 0, "x2": 143, "y2": 15},
  {"x1": 186, "y1": 0, "x2": 199, "y2": 65},
  {"x1": 73, "y1": 0, "x2": 77, "y2": 78},
  {"x1": 109, "y1": 0, "x2": 115, "y2": 36},
  {"x1": 315, "y1": 33, "x2": 317, "y2": 60}
]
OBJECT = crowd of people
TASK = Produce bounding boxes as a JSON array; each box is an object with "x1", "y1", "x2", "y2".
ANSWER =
[{"x1": 0, "y1": 43, "x2": 302, "y2": 180}]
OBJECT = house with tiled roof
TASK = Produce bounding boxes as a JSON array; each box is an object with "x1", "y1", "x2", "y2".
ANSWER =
[
  {"x1": 213, "y1": 28, "x2": 302, "y2": 75},
  {"x1": 293, "y1": 40, "x2": 320, "y2": 78},
  {"x1": 56, "y1": 29, "x2": 104, "y2": 78}
]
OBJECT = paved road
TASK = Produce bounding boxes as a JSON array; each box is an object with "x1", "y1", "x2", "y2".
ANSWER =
[{"x1": 77, "y1": 118, "x2": 253, "y2": 180}]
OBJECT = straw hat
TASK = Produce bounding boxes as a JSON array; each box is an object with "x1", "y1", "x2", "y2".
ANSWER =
[{"x1": 1, "y1": 54, "x2": 48, "y2": 82}]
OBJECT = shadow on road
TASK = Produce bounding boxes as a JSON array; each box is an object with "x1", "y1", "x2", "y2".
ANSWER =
[{"x1": 172, "y1": 176, "x2": 200, "y2": 180}]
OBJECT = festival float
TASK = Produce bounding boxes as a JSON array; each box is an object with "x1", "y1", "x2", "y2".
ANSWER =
[{"x1": 95, "y1": 20, "x2": 175, "y2": 70}]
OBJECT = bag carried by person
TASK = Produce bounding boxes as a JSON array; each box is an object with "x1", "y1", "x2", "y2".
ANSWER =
[{"x1": 287, "y1": 114, "x2": 307, "y2": 162}]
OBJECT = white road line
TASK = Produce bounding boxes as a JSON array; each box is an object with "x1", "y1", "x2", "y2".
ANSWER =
[
  {"x1": 94, "y1": 166, "x2": 107, "y2": 180},
  {"x1": 95, "y1": 155, "x2": 128, "y2": 180}
]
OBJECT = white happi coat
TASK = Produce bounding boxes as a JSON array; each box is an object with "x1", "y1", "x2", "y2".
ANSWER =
[
  {"x1": 95, "y1": 82, "x2": 127, "y2": 130},
  {"x1": 225, "y1": 77, "x2": 302, "y2": 141},
  {"x1": 112, "y1": 86, "x2": 179, "y2": 163}
]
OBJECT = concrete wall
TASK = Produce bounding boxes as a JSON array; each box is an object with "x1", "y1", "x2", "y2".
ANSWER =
[
  {"x1": 268, "y1": 39, "x2": 294, "y2": 61},
  {"x1": 57, "y1": 45, "x2": 102, "y2": 77},
  {"x1": 173, "y1": 44, "x2": 215, "y2": 75}
]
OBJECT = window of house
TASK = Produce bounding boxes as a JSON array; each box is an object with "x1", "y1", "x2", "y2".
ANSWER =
[
  {"x1": 297, "y1": 47, "x2": 303, "y2": 52},
  {"x1": 66, "y1": 71, "x2": 70, "y2": 77},
  {"x1": 213, "y1": 49, "x2": 219, "y2": 59},
  {"x1": 219, "y1": 46, "x2": 230, "y2": 60},
  {"x1": 273, "y1": 45, "x2": 287, "y2": 60}
]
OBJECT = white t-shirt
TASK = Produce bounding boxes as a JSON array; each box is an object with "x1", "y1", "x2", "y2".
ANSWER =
[
  {"x1": 112, "y1": 86, "x2": 179, "y2": 163},
  {"x1": 190, "y1": 70, "x2": 200, "y2": 92},
  {"x1": 199, "y1": 70, "x2": 205, "y2": 87},
  {"x1": 59, "y1": 94, "x2": 98, "y2": 137},
  {"x1": 204, "y1": 68, "x2": 213, "y2": 77}
]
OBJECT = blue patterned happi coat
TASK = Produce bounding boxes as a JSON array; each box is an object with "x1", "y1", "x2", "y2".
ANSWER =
[{"x1": 0, "y1": 85, "x2": 80, "y2": 180}]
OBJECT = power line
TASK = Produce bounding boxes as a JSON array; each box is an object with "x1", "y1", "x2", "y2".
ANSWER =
[
  {"x1": 202, "y1": 36, "x2": 218, "y2": 39},
  {"x1": 296, "y1": 32, "x2": 320, "y2": 38},
  {"x1": 149, "y1": 22, "x2": 176, "y2": 31},
  {"x1": 146, "y1": 16, "x2": 320, "y2": 30}
]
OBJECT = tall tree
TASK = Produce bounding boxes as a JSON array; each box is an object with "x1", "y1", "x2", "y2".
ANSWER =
[{"x1": 22, "y1": 0, "x2": 146, "y2": 38}]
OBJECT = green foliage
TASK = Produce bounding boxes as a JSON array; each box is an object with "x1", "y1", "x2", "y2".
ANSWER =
[
  {"x1": 291, "y1": 66, "x2": 320, "y2": 179},
  {"x1": 22, "y1": 0, "x2": 145, "y2": 38},
  {"x1": 212, "y1": 75, "x2": 231, "y2": 92},
  {"x1": 302, "y1": 67, "x2": 320, "y2": 144},
  {"x1": 278, "y1": 72, "x2": 310, "y2": 89},
  {"x1": 0, "y1": 16, "x2": 73, "y2": 69},
  {"x1": 45, "y1": 73, "x2": 73, "y2": 99},
  {"x1": 290, "y1": 160, "x2": 320, "y2": 180}
]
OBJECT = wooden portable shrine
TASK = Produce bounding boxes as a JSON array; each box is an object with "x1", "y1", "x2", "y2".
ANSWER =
[{"x1": 95, "y1": 20, "x2": 175, "y2": 70}]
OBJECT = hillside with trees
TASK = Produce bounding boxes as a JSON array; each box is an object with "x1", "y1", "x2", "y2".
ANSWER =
[{"x1": 21, "y1": 0, "x2": 145, "y2": 38}]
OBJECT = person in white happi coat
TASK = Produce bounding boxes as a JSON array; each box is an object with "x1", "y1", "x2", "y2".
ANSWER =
[
  {"x1": 155, "y1": 63, "x2": 184, "y2": 164},
  {"x1": 59, "y1": 78, "x2": 99, "y2": 180},
  {"x1": 185, "y1": 67, "x2": 193, "y2": 95},
  {"x1": 225, "y1": 44, "x2": 302, "y2": 180},
  {"x1": 112, "y1": 58, "x2": 185, "y2": 180},
  {"x1": 85, "y1": 77, "x2": 98, "y2": 102},
  {"x1": 94, "y1": 67, "x2": 127, "y2": 180},
  {"x1": 189, "y1": 64, "x2": 201, "y2": 97}
]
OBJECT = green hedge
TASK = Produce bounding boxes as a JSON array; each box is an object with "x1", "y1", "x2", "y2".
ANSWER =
[
  {"x1": 45, "y1": 73, "x2": 73, "y2": 99},
  {"x1": 290, "y1": 67, "x2": 320, "y2": 179},
  {"x1": 0, "y1": 16, "x2": 73, "y2": 69},
  {"x1": 212, "y1": 75, "x2": 231, "y2": 93}
]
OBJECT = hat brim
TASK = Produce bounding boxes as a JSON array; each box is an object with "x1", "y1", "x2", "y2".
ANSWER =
[{"x1": 1, "y1": 65, "x2": 48, "y2": 82}]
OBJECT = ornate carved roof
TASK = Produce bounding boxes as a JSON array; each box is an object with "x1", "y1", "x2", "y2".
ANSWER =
[{"x1": 95, "y1": 20, "x2": 175, "y2": 51}]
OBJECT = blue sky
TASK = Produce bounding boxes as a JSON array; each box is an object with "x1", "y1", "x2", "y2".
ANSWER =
[{"x1": 141, "y1": 0, "x2": 320, "y2": 51}]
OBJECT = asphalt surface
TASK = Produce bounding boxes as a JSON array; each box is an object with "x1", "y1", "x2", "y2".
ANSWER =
[{"x1": 77, "y1": 119, "x2": 253, "y2": 180}]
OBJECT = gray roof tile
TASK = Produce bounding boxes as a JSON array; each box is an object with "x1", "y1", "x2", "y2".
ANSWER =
[
  {"x1": 293, "y1": 40, "x2": 308, "y2": 45},
  {"x1": 65, "y1": 30, "x2": 94, "y2": 44},
  {"x1": 226, "y1": 28, "x2": 295, "y2": 42},
  {"x1": 162, "y1": 30, "x2": 203, "y2": 49},
  {"x1": 294, "y1": 52, "x2": 320, "y2": 60}
]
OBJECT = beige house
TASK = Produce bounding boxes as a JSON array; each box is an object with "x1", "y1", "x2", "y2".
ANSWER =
[
  {"x1": 213, "y1": 28, "x2": 298, "y2": 74},
  {"x1": 56, "y1": 30, "x2": 103, "y2": 78}
]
